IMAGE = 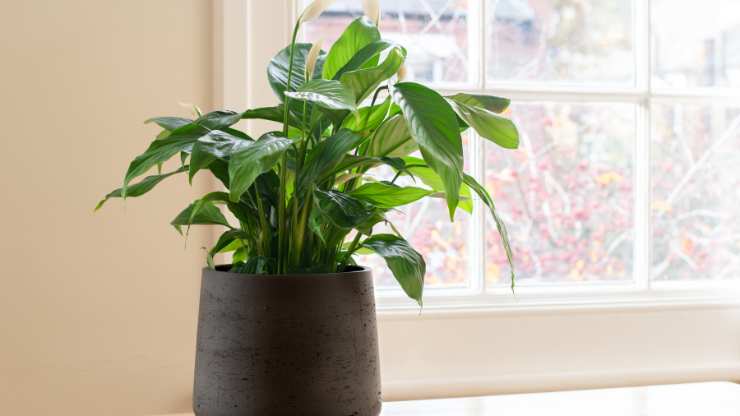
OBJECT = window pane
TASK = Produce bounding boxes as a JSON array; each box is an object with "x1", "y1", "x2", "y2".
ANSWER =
[
  {"x1": 302, "y1": 0, "x2": 475, "y2": 87},
  {"x1": 486, "y1": 0, "x2": 635, "y2": 86},
  {"x1": 652, "y1": 0, "x2": 740, "y2": 89},
  {"x1": 485, "y1": 103, "x2": 635, "y2": 286},
  {"x1": 651, "y1": 103, "x2": 740, "y2": 281},
  {"x1": 360, "y1": 135, "x2": 473, "y2": 291},
  {"x1": 361, "y1": 199, "x2": 472, "y2": 291}
]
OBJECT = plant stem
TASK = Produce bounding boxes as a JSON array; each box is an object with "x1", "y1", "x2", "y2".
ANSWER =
[
  {"x1": 278, "y1": 22, "x2": 301, "y2": 273},
  {"x1": 339, "y1": 231, "x2": 363, "y2": 269},
  {"x1": 289, "y1": 102, "x2": 311, "y2": 270},
  {"x1": 343, "y1": 87, "x2": 387, "y2": 194},
  {"x1": 253, "y1": 182, "x2": 271, "y2": 257},
  {"x1": 292, "y1": 193, "x2": 312, "y2": 266}
]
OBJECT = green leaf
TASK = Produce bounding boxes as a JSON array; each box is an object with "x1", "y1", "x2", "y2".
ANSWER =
[
  {"x1": 189, "y1": 130, "x2": 253, "y2": 182},
  {"x1": 210, "y1": 229, "x2": 249, "y2": 256},
  {"x1": 333, "y1": 40, "x2": 395, "y2": 80},
  {"x1": 361, "y1": 234, "x2": 425, "y2": 306},
  {"x1": 447, "y1": 99, "x2": 519, "y2": 149},
  {"x1": 241, "y1": 105, "x2": 302, "y2": 128},
  {"x1": 194, "y1": 110, "x2": 242, "y2": 130},
  {"x1": 297, "y1": 129, "x2": 365, "y2": 193},
  {"x1": 285, "y1": 79, "x2": 357, "y2": 112},
  {"x1": 350, "y1": 182, "x2": 432, "y2": 209},
  {"x1": 463, "y1": 174, "x2": 515, "y2": 289},
  {"x1": 401, "y1": 156, "x2": 473, "y2": 213},
  {"x1": 95, "y1": 166, "x2": 187, "y2": 211},
  {"x1": 208, "y1": 159, "x2": 230, "y2": 188},
  {"x1": 228, "y1": 132, "x2": 292, "y2": 202},
  {"x1": 241, "y1": 106, "x2": 283, "y2": 122},
  {"x1": 340, "y1": 45, "x2": 406, "y2": 102},
  {"x1": 354, "y1": 210, "x2": 387, "y2": 235},
  {"x1": 232, "y1": 256, "x2": 272, "y2": 274},
  {"x1": 365, "y1": 114, "x2": 416, "y2": 157},
  {"x1": 232, "y1": 247, "x2": 247, "y2": 264},
  {"x1": 313, "y1": 189, "x2": 377, "y2": 229},
  {"x1": 342, "y1": 96, "x2": 398, "y2": 132},
  {"x1": 171, "y1": 199, "x2": 230, "y2": 234},
  {"x1": 448, "y1": 93, "x2": 510, "y2": 114},
  {"x1": 192, "y1": 130, "x2": 252, "y2": 158},
  {"x1": 267, "y1": 43, "x2": 325, "y2": 101},
  {"x1": 322, "y1": 17, "x2": 380, "y2": 80},
  {"x1": 206, "y1": 229, "x2": 248, "y2": 269},
  {"x1": 123, "y1": 124, "x2": 207, "y2": 195},
  {"x1": 393, "y1": 82, "x2": 463, "y2": 219},
  {"x1": 145, "y1": 116, "x2": 191, "y2": 131}
]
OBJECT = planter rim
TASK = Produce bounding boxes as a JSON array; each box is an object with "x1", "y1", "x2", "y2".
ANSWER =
[{"x1": 203, "y1": 265, "x2": 371, "y2": 280}]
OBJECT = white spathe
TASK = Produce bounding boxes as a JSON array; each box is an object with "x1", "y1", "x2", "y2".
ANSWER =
[
  {"x1": 363, "y1": 0, "x2": 381, "y2": 24},
  {"x1": 305, "y1": 39, "x2": 323, "y2": 79},
  {"x1": 299, "y1": 0, "x2": 338, "y2": 23}
]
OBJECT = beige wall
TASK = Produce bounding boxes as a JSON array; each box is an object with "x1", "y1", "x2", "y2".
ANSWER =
[{"x1": 0, "y1": 1, "x2": 213, "y2": 415}]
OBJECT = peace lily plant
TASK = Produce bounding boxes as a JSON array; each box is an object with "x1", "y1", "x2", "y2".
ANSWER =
[{"x1": 97, "y1": 0, "x2": 519, "y2": 306}]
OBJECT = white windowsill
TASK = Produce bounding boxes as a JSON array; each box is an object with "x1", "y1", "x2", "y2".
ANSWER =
[{"x1": 376, "y1": 281, "x2": 740, "y2": 314}]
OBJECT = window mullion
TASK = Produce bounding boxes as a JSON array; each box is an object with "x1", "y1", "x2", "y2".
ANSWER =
[
  {"x1": 635, "y1": 102, "x2": 651, "y2": 291},
  {"x1": 478, "y1": 0, "x2": 486, "y2": 89},
  {"x1": 634, "y1": 0, "x2": 652, "y2": 291},
  {"x1": 465, "y1": 0, "x2": 487, "y2": 295},
  {"x1": 468, "y1": 132, "x2": 487, "y2": 295}
]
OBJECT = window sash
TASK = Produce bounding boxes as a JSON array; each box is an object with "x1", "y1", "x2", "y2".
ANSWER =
[{"x1": 286, "y1": 0, "x2": 740, "y2": 307}]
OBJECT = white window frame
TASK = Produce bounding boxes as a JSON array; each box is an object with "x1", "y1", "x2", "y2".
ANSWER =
[
  {"x1": 217, "y1": 0, "x2": 740, "y2": 399},
  {"x1": 215, "y1": 0, "x2": 740, "y2": 310},
  {"x1": 278, "y1": 0, "x2": 740, "y2": 310}
]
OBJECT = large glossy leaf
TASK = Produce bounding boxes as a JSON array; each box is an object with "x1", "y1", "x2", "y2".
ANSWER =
[
  {"x1": 463, "y1": 174, "x2": 515, "y2": 289},
  {"x1": 365, "y1": 114, "x2": 416, "y2": 157},
  {"x1": 171, "y1": 199, "x2": 230, "y2": 234},
  {"x1": 267, "y1": 43, "x2": 325, "y2": 101},
  {"x1": 448, "y1": 93, "x2": 510, "y2": 114},
  {"x1": 123, "y1": 124, "x2": 207, "y2": 195},
  {"x1": 241, "y1": 105, "x2": 303, "y2": 129},
  {"x1": 189, "y1": 130, "x2": 253, "y2": 182},
  {"x1": 313, "y1": 189, "x2": 376, "y2": 229},
  {"x1": 322, "y1": 17, "x2": 380, "y2": 80},
  {"x1": 333, "y1": 40, "x2": 394, "y2": 80},
  {"x1": 340, "y1": 45, "x2": 406, "y2": 102},
  {"x1": 350, "y1": 182, "x2": 432, "y2": 208},
  {"x1": 297, "y1": 129, "x2": 365, "y2": 193},
  {"x1": 393, "y1": 82, "x2": 463, "y2": 219},
  {"x1": 191, "y1": 130, "x2": 252, "y2": 159},
  {"x1": 194, "y1": 110, "x2": 242, "y2": 130},
  {"x1": 448, "y1": 99, "x2": 519, "y2": 149},
  {"x1": 342, "y1": 96, "x2": 398, "y2": 132},
  {"x1": 145, "y1": 116, "x2": 191, "y2": 131},
  {"x1": 228, "y1": 132, "x2": 292, "y2": 202},
  {"x1": 285, "y1": 79, "x2": 356, "y2": 112},
  {"x1": 208, "y1": 159, "x2": 230, "y2": 188},
  {"x1": 96, "y1": 166, "x2": 187, "y2": 211},
  {"x1": 361, "y1": 234, "x2": 425, "y2": 305},
  {"x1": 241, "y1": 106, "x2": 283, "y2": 122}
]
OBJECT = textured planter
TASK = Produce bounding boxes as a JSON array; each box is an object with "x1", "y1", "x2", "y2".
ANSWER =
[{"x1": 193, "y1": 266, "x2": 382, "y2": 416}]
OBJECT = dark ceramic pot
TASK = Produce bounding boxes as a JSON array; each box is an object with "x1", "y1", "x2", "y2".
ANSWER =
[{"x1": 193, "y1": 266, "x2": 382, "y2": 416}]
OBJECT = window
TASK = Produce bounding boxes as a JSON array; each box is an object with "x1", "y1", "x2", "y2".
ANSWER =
[{"x1": 298, "y1": 0, "x2": 740, "y2": 307}]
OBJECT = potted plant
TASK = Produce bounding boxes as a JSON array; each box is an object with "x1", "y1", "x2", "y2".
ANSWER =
[{"x1": 97, "y1": 1, "x2": 518, "y2": 415}]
